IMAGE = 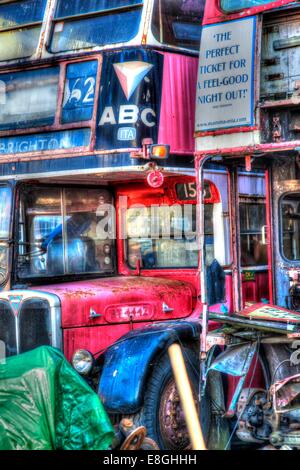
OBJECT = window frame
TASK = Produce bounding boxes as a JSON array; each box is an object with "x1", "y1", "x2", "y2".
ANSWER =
[
  {"x1": 0, "y1": 0, "x2": 47, "y2": 61},
  {"x1": 0, "y1": 56, "x2": 102, "y2": 158},
  {"x1": 239, "y1": 195, "x2": 268, "y2": 268},
  {"x1": 48, "y1": 1, "x2": 144, "y2": 54},
  {"x1": 124, "y1": 202, "x2": 199, "y2": 271},
  {"x1": 14, "y1": 183, "x2": 117, "y2": 283},
  {"x1": 219, "y1": 0, "x2": 276, "y2": 14},
  {"x1": 279, "y1": 191, "x2": 300, "y2": 263},
  {"x1": 150, "y1": 0, "x2": 204, "y2": 52}
]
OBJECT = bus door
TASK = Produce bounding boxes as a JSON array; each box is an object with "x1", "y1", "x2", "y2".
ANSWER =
[
  {"x1": 200, "y1": 163, "x2": 269, "y2": 315},
  {"x1": 227, "y1": 166, "x2": 269, "y2": 314},
  {"x1": 238, "y1": 173, "x2": 269, "y2": 307}
]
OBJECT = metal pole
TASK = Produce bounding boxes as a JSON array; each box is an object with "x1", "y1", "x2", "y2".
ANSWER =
[
  {"x1": 195, "y1": 154, "x2": 211, "y2": 393},
  {"x1": 168, "y1": 343, "x2": 207, "y2": 451}
]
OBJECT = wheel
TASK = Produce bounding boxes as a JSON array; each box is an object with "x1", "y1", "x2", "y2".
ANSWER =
[{"x1": 139, "y1": 347, "x2": 212, "y2": 450}]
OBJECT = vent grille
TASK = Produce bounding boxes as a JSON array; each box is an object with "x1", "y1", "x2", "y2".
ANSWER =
[
  {"x1": 0, "y1": 300, "x2": 17, "y2": 357},
  {"x1": 19, "y1": 299, "x2": 51, "y2": 354},
  {"x1": 0, "y1": 297, "x2": 54, "y2": 357}
]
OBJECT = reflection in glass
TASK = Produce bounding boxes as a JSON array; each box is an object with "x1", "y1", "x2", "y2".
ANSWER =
[
  {"x1": 152, "y1": 0, "x2": 204, "y2": 50},
  {"x1": 0, "y1": 0, "x2": 46, "y2": 61},
  {"x1": 281, "y1": 194, "x2": 300, "y2": 261},
  {"x1": 0, "y1": 28, "x2": 41, "y2": 61},
  {"x1": 0, "y1": 186, "x2": 12, "y2": 238},
  {"x1": 0, "y1": 67, "x2": 59, "y2": 130},
  {"x1": 126, "y1": 204, "x2": 214, "y2": 269},
  {"x1": 55, "y1": 0, "x2": 142, "y2": 18},
  {"x1": 0, "y1": 185, "x2": 12, "y2": 283},
  {"x1": 221, "y1": 0, "x2": 275, "y2": 12},
  {"x1": 17, "y1": 187, "x2": 115, "y2": 278},
  {"x1": 51, "y1": 1, "x2": 143, "y2": 52}
]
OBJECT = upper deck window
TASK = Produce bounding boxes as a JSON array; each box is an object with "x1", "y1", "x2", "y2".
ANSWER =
[
  {"x1": 0, "y1": 67, "x2": 59, "y2": 130},
  {"x1": 151, "y1": 0, "x2": 204, "y2": 51},
  {"x1": 0, "y1": 0, "x2": 47, "y2": 61},
  {"x1": 50, "y1": 0, "x2": 143, "y2": 53},
  {"x1": 221, "y1": 0, "x2": 276, "y2": 13}
]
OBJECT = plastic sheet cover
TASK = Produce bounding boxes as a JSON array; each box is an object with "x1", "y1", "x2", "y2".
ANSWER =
[{"x1": 0, "y1": 346, "x2": 114, "y2": 450}]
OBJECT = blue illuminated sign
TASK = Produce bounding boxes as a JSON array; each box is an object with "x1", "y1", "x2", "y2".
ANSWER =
[{"x1": 0, "y1": 128, "x2": 91, "y2": 155}]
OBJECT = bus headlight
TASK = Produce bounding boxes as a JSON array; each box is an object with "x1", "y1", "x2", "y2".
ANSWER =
[{"x1": 72, "y1": 349, "x2": 94, "y2": 376}]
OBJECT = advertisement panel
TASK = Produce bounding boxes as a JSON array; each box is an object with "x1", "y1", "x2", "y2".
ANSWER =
[
  {"x1": 96, "y1": 49, "x2": 163, "y2": 150},
  {"x1": 195, "y1": 17, "x2": 256, "y2": 132}
]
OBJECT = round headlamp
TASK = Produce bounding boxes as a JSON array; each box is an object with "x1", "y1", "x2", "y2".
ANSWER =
[{"x1": 72, "y1": 349, "x2": 94, "y2": 376}]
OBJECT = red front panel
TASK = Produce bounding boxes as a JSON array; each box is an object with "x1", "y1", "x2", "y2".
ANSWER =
[{"x1": 38, "y1": 276, "x2": 195, "y2": 359}]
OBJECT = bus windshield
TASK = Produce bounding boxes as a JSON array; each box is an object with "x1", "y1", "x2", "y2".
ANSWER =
[
  {"x1": 221, "y1": 0, "x2": 279, "y2": 12},
  {"x1": 50, "y1": 0, "x2": 143, "y2": 52},
  {"x1": 17, "y1": 186, "x2": 115, "y2": 279}
]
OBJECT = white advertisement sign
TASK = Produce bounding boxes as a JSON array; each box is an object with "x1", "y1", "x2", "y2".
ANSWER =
[{"x1": 195, "y1": 17, "x2": 256, "y2": 132}]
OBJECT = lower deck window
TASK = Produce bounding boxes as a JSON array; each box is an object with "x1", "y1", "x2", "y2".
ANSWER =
[{"x1": 126, "y1": 204, "x2": 214, "y2": 269}]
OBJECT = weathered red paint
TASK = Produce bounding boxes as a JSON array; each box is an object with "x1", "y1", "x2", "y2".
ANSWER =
[
  {"x1": 36, "y1": 276, "x2": 195, "y2": 358},
  {"x1": 242, "y1": 272, "x2": 269, "y2": 305},
  {"x1": 265, "y1": 169, "x2": 274, "y2": 304},
  {"x1": 195, "y1": 126, "x2": 259, "y2": 138},
  {"x1": 195, "y1": 140, "x2": 300, "y2": 158}
]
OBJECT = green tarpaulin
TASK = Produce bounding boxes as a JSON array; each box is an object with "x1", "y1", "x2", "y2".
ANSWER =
[{"x1": 0, "y1": 346, "x2": 114, "y2": 450}]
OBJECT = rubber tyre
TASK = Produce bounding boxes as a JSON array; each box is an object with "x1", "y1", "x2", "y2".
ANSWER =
[{"x1": 139, "y1": 347, "x2": 211, "y2": 450}]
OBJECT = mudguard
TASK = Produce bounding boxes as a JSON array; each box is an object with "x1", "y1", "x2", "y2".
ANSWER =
[{"x1": 98, "y1": 320, "x2": 200, "y2": 414}]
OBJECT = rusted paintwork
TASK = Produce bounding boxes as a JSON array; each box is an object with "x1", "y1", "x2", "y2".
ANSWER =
[{"x1": 37, "y1": 276, "x2": 194, "y2": 327}]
